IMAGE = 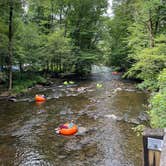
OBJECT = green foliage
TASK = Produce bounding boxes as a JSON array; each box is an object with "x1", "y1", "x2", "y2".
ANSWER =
[
  {"x1": 102, "y1": 0, "x2": 165, "y2": 72},
  {"x1": 13, "y1": 74, "x2": 46, "y2": 93},
  {"x1": 67, "y1": 0, "x2": 108, "y2": 49},
  {"x1": 126, "y1": 35, "x2": 166, "y2": 90},
  {"x1": 100, "y1": 0, "x2": 134, "y2": 70},
  {"x1": 44, "y1": 29, "x2": 73, "y2": 72},
  {"x1": 101, "y1": 0, "x2": 166, "y2": 129},
  {"x1": 0, "y1": 0, "x2": 108, "y2": 91},
  {"x1": 14, "y1": 20, "x2": 42, "y2": 68},
  {"x1": 0, "y1": 72, "x2": 7, "y2": 83},
  {"x1": 149, "y1": 69, "x2": 166, "y2": 128},
  {"x1": 158, "y1": 68, "x2": 166, "y2": 90},
  {"x1": 74, "y1": 50, "x2": 99, "y2": 74},
  {"x1": 132, "y1": 124, "x2": 146, "y2": 136},
  {"x1": 137, "y1": 80, "x2": 158, "y2": 91}
]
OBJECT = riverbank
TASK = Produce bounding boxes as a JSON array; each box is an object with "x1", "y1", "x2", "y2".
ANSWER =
[
  {"x1": 0, "y1": 70, "x2": 147, "y2": 102},
  {"x1": 0, "y1": 72, "x2": 48, "y2": 99}
]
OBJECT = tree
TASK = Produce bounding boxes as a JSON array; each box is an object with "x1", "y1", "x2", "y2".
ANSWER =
[
  {"x1": 149, "y1": 68, "x2": 166, "y2": 128},
  {"x1": 125, "y1": 0, "x2": 166, "y2": 90},
  {"x1": 14, "y1": 20, "x2": 41, "y2": 72},
  {"x1": 8, "y1": 0, "x2": 14, "y2": 90},
  {"x1": 67, "y1": 0, "x2": 108, "y2": 73},
  {"x1": 0, "y1": 0, "x2": 23, "y2": 89},
  {"x1": 43, "y1": 29, "x2": 73, "y2": 73},
  {"x1": 101, "y1": 0, "x2": 135, "y2": 70}
]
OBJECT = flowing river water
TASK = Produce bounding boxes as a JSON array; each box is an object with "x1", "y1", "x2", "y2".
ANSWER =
[{"x1": 0, "y1": 66, "x2": 148, "y2": 166}]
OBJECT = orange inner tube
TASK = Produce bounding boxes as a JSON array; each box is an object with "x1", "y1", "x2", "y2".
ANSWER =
[
  {"x1": 35, "y1": 95, "x2": 46, "y2": 102},
  {"x1": 59, "y1": 124, "x2": 78, "y2": 135}
]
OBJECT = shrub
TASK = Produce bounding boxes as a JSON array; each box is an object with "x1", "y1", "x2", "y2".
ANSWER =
[{"x1": 149, "y1": 69, "x2": 166, "y2": 128}]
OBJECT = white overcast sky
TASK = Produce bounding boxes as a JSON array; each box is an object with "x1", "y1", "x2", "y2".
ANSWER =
[{"x1": 107, "y1": 0, "x2": 113, "y2": 17}]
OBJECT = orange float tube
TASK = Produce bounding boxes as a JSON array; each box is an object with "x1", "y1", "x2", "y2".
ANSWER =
[
  {"x1": 35, "y1": 95, "x2": 46, "y2": 102},
  {"x1": 59, "y1": 124, "x2": 78, "y2": 135}
]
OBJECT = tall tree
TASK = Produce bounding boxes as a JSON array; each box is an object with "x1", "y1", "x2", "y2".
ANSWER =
[
  {"x1": 0, "y1": 0, "x2": 23, "y2": 89},
  {"x1": 125, "y1": 0, "x2": 166, "y2": 89},
  {"x1": 8, "y1": 0, "x2": 14, "y2": 90},
  {"x1": 101, "y1": 0, "x2": 135, "y2": 70}
]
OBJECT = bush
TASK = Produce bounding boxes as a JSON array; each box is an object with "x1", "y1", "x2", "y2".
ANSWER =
[
  {"x1": 125, "y1": 36, "x2": 166, "y2": 91},
  {"x1": 149, "y1": 69, "x2": 166, "y2": 128},
  {"x1": 12, "y1": 73, "x2": 47, "y2": 93}
]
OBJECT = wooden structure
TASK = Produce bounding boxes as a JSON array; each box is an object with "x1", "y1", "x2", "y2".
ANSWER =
[
  {"x1": 143, "y1": 128, "x2": 166, "y2": 166},
  {"x1": 160, "y1": 129, "x2": 166, "y2": 166}
]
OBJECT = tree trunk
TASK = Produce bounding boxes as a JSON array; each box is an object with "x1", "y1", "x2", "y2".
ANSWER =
[
  {"x1": 50, "y1": 0, "x2": 54, "y2": 30},
  {"x1": 154, "y1": 6, "x2": 161, "y2": 35},
  {"x1": 59, "y1": 53, "x2": 62, "y2": 72},
  {"x1": 59, "y1": 7, "x2": 62, "y2": 27},
  {"x1": 19, "y1": 62, "x2": 23, "y2": 73},
  {"x1": 46, "y1": 60, "x2": 49, "y2": 72},
  {"x1": 148, "y1": 10, "x2": 155, "y2": 48},
  {"x1": 64, "y1": 8, "x2": 69, "y2": 37},
  {"x1": 8, "y1": 0, "x2": 13, "y2": 90}
]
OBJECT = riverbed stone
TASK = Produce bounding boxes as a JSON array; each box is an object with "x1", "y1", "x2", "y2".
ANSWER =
[
  {"x1": 76, "y1": 127, "x2": 87, "y2": 136},
  {"x1": 138, "y1": 111, "x2": 149, "y2": 122}
]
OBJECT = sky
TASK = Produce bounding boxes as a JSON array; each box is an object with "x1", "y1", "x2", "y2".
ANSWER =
[{"x1": 107, "y1": 0, "x2": 113, "y2": 17}]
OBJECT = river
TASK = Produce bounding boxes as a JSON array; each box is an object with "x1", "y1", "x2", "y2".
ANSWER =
[{"x1": 0, "y1": 65, "x2": 148, "y2": 166}]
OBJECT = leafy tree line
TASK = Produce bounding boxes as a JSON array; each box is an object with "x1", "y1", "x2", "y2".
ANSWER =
[
  {"x1": 103, "y1": 0, "x2": 166, "y2": 128},
  {"x1": 0, "y1": 0, "x2": 108, "y2": 91}
]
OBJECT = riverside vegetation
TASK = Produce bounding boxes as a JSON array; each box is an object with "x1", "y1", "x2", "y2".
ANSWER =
[{"x1": 0, "y1": 0, "x2": 165, "y2": 128}]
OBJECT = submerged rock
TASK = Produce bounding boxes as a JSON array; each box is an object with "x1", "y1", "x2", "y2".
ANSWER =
[
  {"x1": 60, "y1": 110, "x2": 73, "y2": 115},
  {"x1": 76, "y1": 127, "x2": 88, "y2": 136},
  {"x1": 104, "y1": 113, "x2": 147, "y2": 125},
  {"x1": 104, "y1": 114, "x2": 123, "y2": 121},
  {"x1": 35, "y1": 84, "x2": 44, "y2": 88},
  {"x1": 138, "y1": 111, "x2": 149, "y2": 122},
  {"x1": 126, "y1": 118, "x2": 141, "y2": 125}
]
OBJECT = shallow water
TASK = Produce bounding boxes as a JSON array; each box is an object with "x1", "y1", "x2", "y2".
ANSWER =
[{"x1": 0, "y1": 66, "x2": 148, "y2": 166}]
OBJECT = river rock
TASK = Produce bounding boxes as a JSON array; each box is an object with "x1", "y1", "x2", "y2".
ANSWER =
[
  {"x1": 8, "y1": 97, "x2": 17, "y2": 102},
  {"x1": 84, "y1": 143, "x2": 97, "y2": 157},
  {"x1": 65, "y1": 139, "x2": 82, "y2": 151},
  {"x1": 104, "y1": 114, "x2": 118, "y2": 120},
  {"x1": 116, "y1": 87, "x2": 122, "y2": 91},
  {"x1": 126, "y1": 118, "x2": 141, "y2": 125},
  {"x1": 35, "y1": 84, "x2": 44, "y2": 88},
  {"x1": 104, "y1": 114, "x2": 123, "y2": 121},
  {"x1": 122, "y1": 113, "x2": 141, "y2": 124},
  {"x1": 13, "y1": 98, "x2": 32, "y2": 102},
  {"x1": 124, "y1": 88, "x2": 136, "y2": 92},
  {"x1": 60, "y1": 110, "x2": 73, "y2": 115},
  {"x1": 76, "y1": 127, "x2": 88, "y2": 136},
  {"x1": 138, "y1": 111, "x2": 149, "y2": 122}
]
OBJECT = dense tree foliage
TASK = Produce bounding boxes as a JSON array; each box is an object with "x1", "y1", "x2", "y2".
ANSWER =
[
  {"x1": 0, "y1": 0, "x2": 108, "y2": 89},
  {"x1": 102, "y1": 0, "x2": 166, "y2": 128},
  {"x1": 149, "y1": 69, "x2": 166, "y2": 128},
  {"x1": 103, "y1": 0, "x2": 134, "y2": 70}
]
